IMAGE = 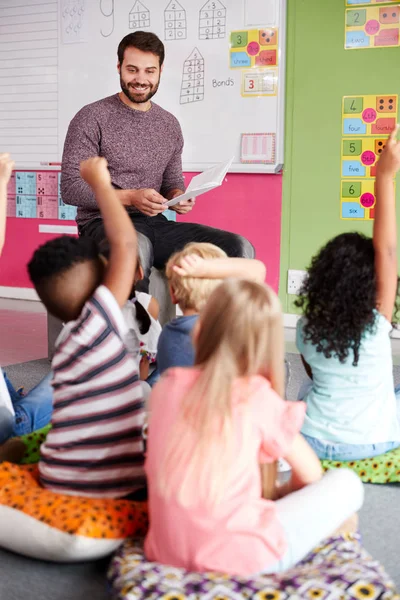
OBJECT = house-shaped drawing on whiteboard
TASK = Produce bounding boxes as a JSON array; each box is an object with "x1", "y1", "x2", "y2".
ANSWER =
[
  {"x1": 164, "y1": 0, "x2": 187, "y2": 40},
  {"x1": 180, "y1": 48, "x2": 204, "y2": 105},
  {"x1": 129, "y1": 1, "x2": 150, "y2": 29},
  {"x1": 199, "y1": 0, "x2": 226, "y2": 40}
]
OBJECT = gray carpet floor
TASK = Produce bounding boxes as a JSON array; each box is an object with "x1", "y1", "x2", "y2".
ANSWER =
[{"x1": 0, "y1": 354, "x2": 398, "y2": 599}]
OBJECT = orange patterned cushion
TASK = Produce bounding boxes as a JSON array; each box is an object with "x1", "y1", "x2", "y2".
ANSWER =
[{"x1": 0, "y1": 462, "x2": 148, "y2": 562}]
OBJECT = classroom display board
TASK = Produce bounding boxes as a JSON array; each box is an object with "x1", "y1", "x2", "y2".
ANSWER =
[
  {"x1": 0, "y1": 0, "x2": 287, "y2": 174},
  {"x1": 340, "y1": 93, "x2": 398, "y2": 220},
  {"x1": 6, "y1": 170, "x2": 77, "y2": 221},
  {"x1": 345, "y1": 3, "x2": 400, "y2": 49}
]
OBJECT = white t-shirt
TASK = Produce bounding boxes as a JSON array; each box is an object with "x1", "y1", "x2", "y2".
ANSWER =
[
  {"x1": 297, "y1": 312, "x2": 400, "y2": 445},
  {"x1": 0, "y1": 367, "x2": 14, "y2": 416},
  {"x1": 121, "y1": 292, "x2": 162, "y2": 367}
]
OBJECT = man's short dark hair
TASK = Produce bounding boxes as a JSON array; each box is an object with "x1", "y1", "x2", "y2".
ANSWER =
[{"x1": 118, "y1": 31, "x2": 165, "y2": 67}]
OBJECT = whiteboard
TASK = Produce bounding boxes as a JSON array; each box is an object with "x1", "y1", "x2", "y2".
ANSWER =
[{"x1": 0, "y1": 0, "x2": 286, "y2": 174}]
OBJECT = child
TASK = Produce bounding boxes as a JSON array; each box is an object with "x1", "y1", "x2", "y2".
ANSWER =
[
  {"x1": 295, "y1": 126, "x2": 400, "y2": 461},
  {"x1": 0, "y1": 156, "x2": 51, "y2": 453},
  {"x1": 145, "y1": 279, "x2": 364, "y2": 576},
  {"x1": 122, "y1": 258, "x2": 162, "y2": 383},
  {"x1": 27, "y1": 157, "x2": 146, "y2": 498},
  {"x1": 157, "y1": 242, "x2": 266, "y2": 374}
]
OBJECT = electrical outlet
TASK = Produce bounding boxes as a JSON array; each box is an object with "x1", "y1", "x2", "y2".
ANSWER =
[{"x1": 287, "y1": 269, "x2": 306, "y2": 295}]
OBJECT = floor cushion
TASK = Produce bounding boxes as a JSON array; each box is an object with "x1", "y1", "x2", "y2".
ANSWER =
[
  {"x1": 108, "y1": 534, "x2": 399, "y2": 600},
  {"x1": 0, "y1": 462, "x2": 148, "y2": 562},
  {"x1": 322, "y1": 447, "x2": 400, "y2": 483},
  {"x1": 18, "y1": 424, "x2": 52, "y2": 464}
]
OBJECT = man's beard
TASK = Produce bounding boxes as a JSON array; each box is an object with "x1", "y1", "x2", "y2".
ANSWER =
[{"x1": 120, "y1": 76, "x2": 160, "y2": 104}]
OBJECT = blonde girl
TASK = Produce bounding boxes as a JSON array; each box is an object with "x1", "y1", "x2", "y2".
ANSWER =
[{"x1": 145, "y1": 278, "x2": 363, "y2": 576}]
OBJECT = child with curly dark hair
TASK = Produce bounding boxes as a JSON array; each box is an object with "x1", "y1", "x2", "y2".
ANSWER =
[{"x1": 295, "y1": 126, "x2": 400, "y2": 461}]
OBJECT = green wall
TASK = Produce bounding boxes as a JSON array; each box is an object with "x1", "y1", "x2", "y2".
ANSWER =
[{"x1": 280, "y1": 0, "x2": 400, "y2": 313}]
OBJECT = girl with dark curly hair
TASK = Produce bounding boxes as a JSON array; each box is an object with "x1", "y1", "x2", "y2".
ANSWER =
[{"x1": 295, "y1": 127, "x2": 400, "y2": 461}]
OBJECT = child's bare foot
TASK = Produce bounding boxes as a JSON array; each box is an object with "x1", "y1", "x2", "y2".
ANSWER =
[
  {"x1": 0, "y1": 439, "x2": 26, "y2": 464},
  {"x1": 334, "y1": 513, "x2": 359, "y2": 536}
]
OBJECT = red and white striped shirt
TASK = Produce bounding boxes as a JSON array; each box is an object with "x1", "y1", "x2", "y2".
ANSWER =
[{"x1": 39, "y1": 286, "x2": 146, "y2": 498}]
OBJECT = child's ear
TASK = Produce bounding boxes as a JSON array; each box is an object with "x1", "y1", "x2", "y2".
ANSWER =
[
  {"x1": 136, "y1": 265, "x2": 144, "y2": 281},
  {"x1": 192, "y1": 319, "x2": 201, "y2": 347},
  {"x1": 169, "y1": 284, "x2": 178, "y2": 305}
]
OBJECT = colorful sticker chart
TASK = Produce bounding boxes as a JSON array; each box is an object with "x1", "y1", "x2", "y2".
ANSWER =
[
  {"x1": 230, "y1": 29, "x2": 278, "y2": 69},
  {"x1": 345, "y1": 5, "x2": 400, "y2": 49},
  {"x1": 7, "y1": 171, "x2": 77, "y2": 221},
  {"x1": 347, "y1": 0, "x2": 399, "y2": 5},
  {"x1": 340, "y1": 94, "x2": 398, "y2": 220},
  {"x1": 164, "y1": 1, "x2": 187, "y2": 40},
  {"x1": 342, "y1": 94, "x2": 397, "y2": 136},
  {"x1": 341, "y1": 179, "x2": 377, "y2": 220},
  {"x1": 341, "y1": 136, "x2": 388, "y2": 178},
  {"x1": 241, "y1": 68, "x2": 278, "y2": 97},
  {"x1": 199, "y1": 0, "x2": 226, "y2": 40}
]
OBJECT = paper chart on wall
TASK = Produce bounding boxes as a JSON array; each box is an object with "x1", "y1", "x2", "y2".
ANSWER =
[
  {"x1": 342, "y1": 94, "x2": 398, "y2": 136},
  {"x1": 241, "y1": 68, "x2": 278, "y2": 97},
  {"x1": 345, "y1": 5, "x2": 400, "y2": 49},
  {"x1": 347, "y1": 0, "x2": 399, "y2": 5},
  {"x1": 244, "y1": 0, "x2": 277, "y2": 26},
  {"x1": 241, "y1": 133, "x2": 276, "y2": 163},
  {"x1": 340, "y1": 94, "x2": 398, "y2": 221},
  {"x1": 230, "y1": 29, "x2": 278, "y2": 69},
  {"x1": 61, "y1": 0, "x2": 87, "y2": 44}
]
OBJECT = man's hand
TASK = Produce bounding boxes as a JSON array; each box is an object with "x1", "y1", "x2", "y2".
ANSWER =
[
  {"x1": 0, "y1": 153, "x2": 15, "y2": 186},
  {"x1": 171, "y1": 199, "x2": 196, "y2": 215},
  {"x1": 80, "y1": 157, "x2": 111, "y2": 189},
  {"x1": 130, "y1": 188, "x2": 168, "y2": 216},
  {"x1": 167, "y1": 190, "x2": 195, "y2": 215}
]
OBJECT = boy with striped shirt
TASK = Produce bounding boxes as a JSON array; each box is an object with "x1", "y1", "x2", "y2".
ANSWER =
[{"x1": 28, "y1": 157, "x2": 146, "y2": 498}]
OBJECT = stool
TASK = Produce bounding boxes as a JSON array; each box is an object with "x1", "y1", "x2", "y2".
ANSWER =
[{"x1": 47, "y1": 268, "x2": 175, "y2": 359}]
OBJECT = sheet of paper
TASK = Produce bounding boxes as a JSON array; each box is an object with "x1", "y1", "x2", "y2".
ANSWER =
[
  {"x1": 166, "y1": 157, "x2": 233, "y2": 207},
  {"x1": 244, "y1": 0, "x2": 277, "y2": 26},
  {"x1": 241, "y1": 133, "x2": 275, "y2": 164}
]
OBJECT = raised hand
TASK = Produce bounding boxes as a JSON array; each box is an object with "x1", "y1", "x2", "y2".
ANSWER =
[
  {"x1": 376, "y1": 125, "x2": 400, "y2": 178},
  {"x1": 80, "y1": 156, "x2": 112, "y2": 189}
]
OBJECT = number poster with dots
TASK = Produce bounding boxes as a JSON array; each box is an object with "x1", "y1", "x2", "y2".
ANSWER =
[
  {"x1": 7, "y1": 171, "x2": 77, "y2": 221},
  {"x1": 230, "y1": 29, "x2": 278, "y2": 68},
  {"x1": 347, "y1": 0, "x2": 399, "y2": 5},
  {"x1": 345, "y1": 4, "x2": 400, "y2": 49},
  {"x1": 340, "y1": 94, "x2": 398, "y2": 221}
]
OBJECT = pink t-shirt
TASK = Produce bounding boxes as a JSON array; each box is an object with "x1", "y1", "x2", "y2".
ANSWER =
[{"x1": 145, "y1": 368, "x2": 306, "y2": 576}]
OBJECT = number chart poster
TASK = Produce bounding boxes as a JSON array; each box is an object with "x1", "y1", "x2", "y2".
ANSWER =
[
  {"x1": 345, "y1": 5, "x2": 400, "y2": 49},
  {"x1": 340, "y1": 94, "x2": 398, "y2": 221},
  {"x1": 346, "y1": 0, "x2": 399, "y2": 5},
  {"x1": 229, "y1": 29, "x2": 278, "y2": 69},
  {"x1": 7, "y1": 171, "x2": 77, "y2": 221}
]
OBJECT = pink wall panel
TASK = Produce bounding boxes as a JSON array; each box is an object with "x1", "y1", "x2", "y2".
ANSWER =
[
  {"x1": 180, "y1": 172, "x2": 283, "y2": 291},
  {"x1": 0, "y1": 173, "x2": 282, "y2": 292}
]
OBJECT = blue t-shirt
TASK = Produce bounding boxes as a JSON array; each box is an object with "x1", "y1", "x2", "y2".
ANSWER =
[
  {"x1": 157, "y1": 315, "x2": 198, "y2": 375},
  {"x1": 296, "y1": 312, "x2": 400, "y2": 445}
]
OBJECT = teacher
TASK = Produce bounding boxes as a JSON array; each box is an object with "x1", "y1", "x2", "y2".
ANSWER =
[{"x1": 61, "y1": 31, "x2": 254, "y2": 291}]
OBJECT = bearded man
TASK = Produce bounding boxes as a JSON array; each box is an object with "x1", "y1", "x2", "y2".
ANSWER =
[{"x1": 61, "y1": 31, "x2": 254, "y2": 291}]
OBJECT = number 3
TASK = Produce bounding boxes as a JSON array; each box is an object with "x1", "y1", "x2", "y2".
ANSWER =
[{"x1": 249, "y1": 79, "x2": 254, "y2": 90}]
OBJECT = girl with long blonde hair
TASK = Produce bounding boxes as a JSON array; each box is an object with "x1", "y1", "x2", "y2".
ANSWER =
[{"x1": 145, "y1": 275, "x2": 364, "y2": 576}]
